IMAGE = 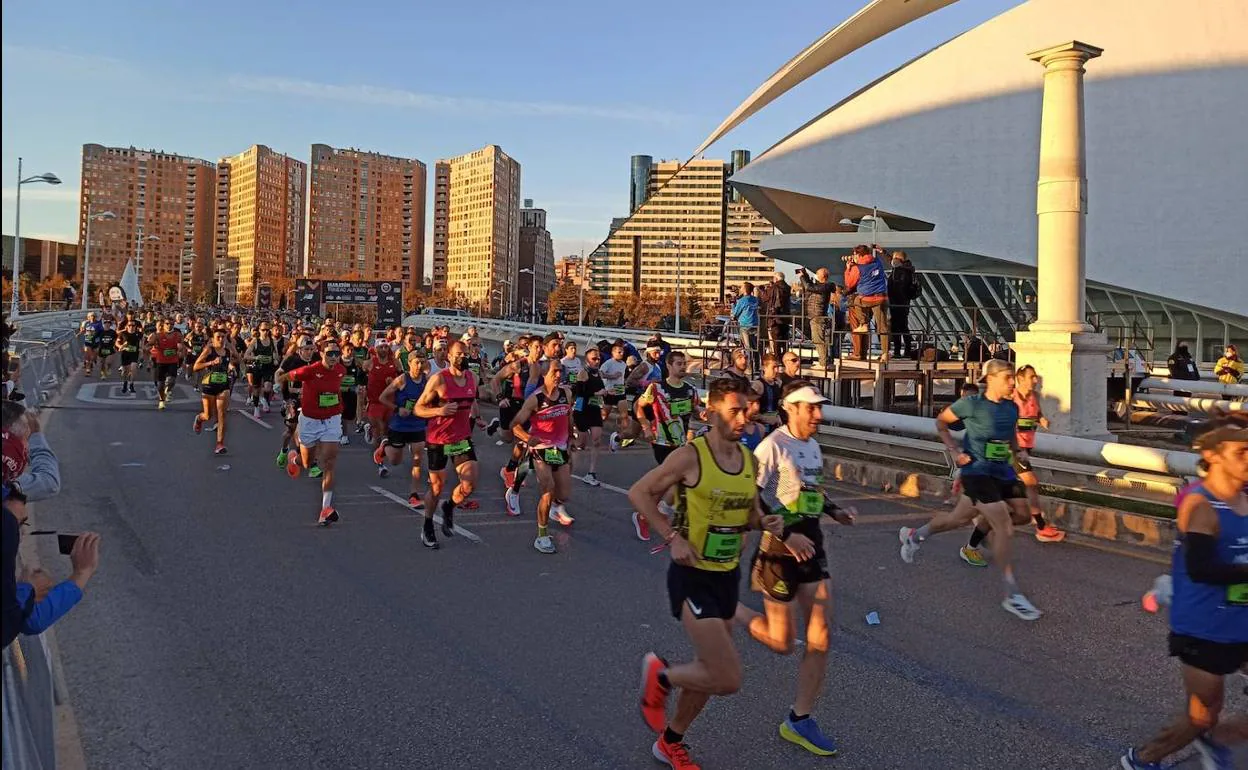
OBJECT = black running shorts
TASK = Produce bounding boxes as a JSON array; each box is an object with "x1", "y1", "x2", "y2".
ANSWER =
[
  {"x1": 750, "y1": 519, "x2": 830, "y2": 603},
  {"x1": 426, "y1": 440, "x2": 477, "y2": 472},
  {"x1": 961, "y1": 474, "x2": 1026, "y2": 505},
  {"x1": 1169, "y1": 633, "x2": 1248, "y2": 676},
  {"x1": 667, "y1": 563, "x2": 739, "y2": 621}
]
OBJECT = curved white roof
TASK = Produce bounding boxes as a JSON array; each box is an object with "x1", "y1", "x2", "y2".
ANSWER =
[{"x1": 728, "y1": 0, "x2": 1248, "y2": 312}]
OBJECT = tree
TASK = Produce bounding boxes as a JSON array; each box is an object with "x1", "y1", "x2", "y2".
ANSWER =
[
  {"x1": 34, "y1": 274, "x2": 68, "y2": 307},
  {"x1": 427, "y1": 285, "x2": 467, "y2": 309},
  {"x1": 546, "y1": 280, "x2": 580, "y2": 323},
  {"x1": 268, "y1": 274, "x2": 295, "y2": 310},
  {"x1": 140, "y1": 272, "x2": 179, "y2": 305}
]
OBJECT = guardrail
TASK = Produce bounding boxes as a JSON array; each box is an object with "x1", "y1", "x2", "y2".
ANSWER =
[
  {"x1": 1139, "y1": 376, "x2": 1247, "y2": 399},
  {"x1": 2, "y1": 582, "x2": 60, "y2": 770}
]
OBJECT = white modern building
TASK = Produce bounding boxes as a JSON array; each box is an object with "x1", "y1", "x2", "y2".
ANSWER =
[{"x1": 707, "y1": 0, "x2": 1248, "y2": 361}]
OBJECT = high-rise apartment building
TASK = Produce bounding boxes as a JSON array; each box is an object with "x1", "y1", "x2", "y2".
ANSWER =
[
  {"x1": 432, "y1": 145, "x2": 521, "y2": 316},
  {"x1": 591, "y1": 151, "x2": 774, "y2": 307},
  {"x1": 79, "y1": 144, "x2": 216, "y2": 298},
  {"x1": 306, "y1": 144, "x2": 427, "y2": 297},
  {"x1": 215, "y1": 145, "x2": 306, "y2": 300},
  {"x1": 518, "y1": 200, "x2": 556, "y2": 321}
]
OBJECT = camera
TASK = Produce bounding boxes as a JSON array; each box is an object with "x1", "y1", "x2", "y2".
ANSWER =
[{"x1": 840, "y1": 254, "x2": 856, "y2": 264}]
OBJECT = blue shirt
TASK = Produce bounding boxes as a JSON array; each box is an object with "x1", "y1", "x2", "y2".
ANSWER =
[
  {"x1": 14, "y1": 580, "x2": 83, "y2": 635},
  {"x1": 388, "y1": 375, "x2": 428, "y2": 432},
  {"x1": 1170, "y1": 485, "x2": 1248, "y2": 643},
  {"x1": 949, "y1": 395, "x2": 1018, "y2": 480},
  {"x1": 731, "y1": 295, "x2": 760, "y2": 328}
]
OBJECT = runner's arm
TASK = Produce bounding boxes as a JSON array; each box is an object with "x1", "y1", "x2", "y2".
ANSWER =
[
  {"x1": 935, "y1": 406, "x2": 970, "y2": 463},
  {"x1": 627, "y1": 445, "x2": 699, "y2": 556},
  {"x1": 1181, "y1": 496, "x2": 1248, "y2": 584},
  {"x1": 414, "y1": 373, "x2": 453, "y2": 419},
  {"x1": 379, "y1": 375, "x2": 404, "y2": 411},
  {"x1": 509, "y1": 394, "x2": 539, "y2": 443},
  {"x1": 191, "y1": 347, "x2": 215, "y2": 372}
]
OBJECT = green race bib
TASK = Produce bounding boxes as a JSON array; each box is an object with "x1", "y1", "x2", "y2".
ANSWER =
[
  {"x1": 589, "y1": 395, "x2": 603, "y2": 407},
  {"x1": 404, "y1": 398, "x2": 417, "y2": 412},
  {"x1": 702, "y1": 525, "x2": 745, "y2": 563},
  {"x1": 444, "y1": 439, "x2": 472, "y2": 456},
  {"x1": 162, "y1": 348, "x2": 177, "y2": 358},
  {"x1": 1017, "y1": 417, "x2": 1038, "y2": 431},
  {"x1": 1227, "y1": 584, "x2": 1248, "y2": 605},
  {"x1": 797, "y1": 489, "x2": 824, "y2": 515},
  {"x1": 542, "y1": 447, "x2": 565, "y2": 465},
  {"x1": 610, "y1": 384, "x2": 626, "y2": 395},
  {"x1": 469, "y1": 363, "x2": 481, "y2": 375},
  {"x1": 985, "y1": 440, "x2": 1012, "y2": 462},
  {"x1": 318, "y1": 392, "x2": 340, "y2": 408},
  {"x1": 670, "y1": 398, "x2": 692, "y2": 416},
  {"x1": 340, "y1": 375, "x2": 356, "y2": 389},
  {"x1": 207, "y1": 372, "x2": 228, "y2": 385},
  {"x1": 255, "y1": 354, "x2": 272, "y2": 365},
  {"x1": 124, "y1": 345, "x2": 139, "y2": 353}
]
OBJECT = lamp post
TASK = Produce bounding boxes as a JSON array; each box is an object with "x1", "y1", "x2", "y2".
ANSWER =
[
  {"x1": 840, "y1": 207, "x2": 880, "y2": 244},
  {"x1": 177, "y1": 249, "x2": 196, "y2": 303},
  {"x1": 9, "y1": 158, "x2": 62, "y2": 318},
  {"x1": 135, "y1": 230, "x2": 158, "y2": 284},
  {"x1": 659, "y1": 238, "x2": 683, "y2": 334},
  {"x1": 81, "y1": 208, "x2": 117, "y2": 311},
  {"x1": 519, "y1": 267, "x2": 537, "y2": 324},
  {"x1": 216, "y1": 265, "x2": 237, "y2": 305}
]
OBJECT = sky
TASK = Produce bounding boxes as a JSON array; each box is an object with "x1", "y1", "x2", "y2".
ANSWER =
[{"x1": 1, "y1": 0, "x2": 1020, "y2": 276}]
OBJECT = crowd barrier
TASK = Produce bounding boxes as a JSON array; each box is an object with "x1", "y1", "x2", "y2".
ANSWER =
[{"x1": 2, "y1": 616, "x2": 59, "y2": 770}]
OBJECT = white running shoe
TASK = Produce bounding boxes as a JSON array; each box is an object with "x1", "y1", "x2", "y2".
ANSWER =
[
  {"x1": 534, "y1": 535, "x2": 556, "y2": 554},
  {"x1": 1002, "y1": 593, "x2": 1042, "y2": 621},
  {"x1": 363, "y1": 424, "x2": 374, "y2": 444},
  {"x1": 550, "y1": 503, "x2": 574, "y2": 526},
  {"x1": 495, "y1": 439, "x2": 505, "y2": 446},
  {"x1": 583, "y1": 472, "x2": 600, "y2": 487},
  {"x1": 504, "y1": 488, "x2": 521, "y2": 517},
  {"x1": 261, "y1": 400, "x2": 271, "y2": 413},
  {"x1": 609, "y1": 431, "x2": 620, "y2": 452},
  {"x1": 253, "y1": 405, "x2": 261, "y2": 419},
  {"x1": 338, "y1": 435, "x2": 350, "y2": 446},
  {"x1": 899, "y1": 527, "x2": 920, "y2": 564}
]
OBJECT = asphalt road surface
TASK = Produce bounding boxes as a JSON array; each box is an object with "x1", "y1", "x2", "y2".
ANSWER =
[{"x1": 28, "y1": 371, "x2": 1239, "y2": 770}]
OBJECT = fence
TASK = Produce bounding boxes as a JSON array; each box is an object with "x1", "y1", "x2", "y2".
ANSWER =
[{"x1": 2, "y1": 607, "x2": 60, "y2": 770}]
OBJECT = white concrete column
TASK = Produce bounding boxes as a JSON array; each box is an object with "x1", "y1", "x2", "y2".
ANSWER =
[
  {"x1": 1029, "y1": 41, "x2": 1101, "y2": 333},
  {"x1": 1012, "y1": 40, "x2": 1113, "y2": 440}
]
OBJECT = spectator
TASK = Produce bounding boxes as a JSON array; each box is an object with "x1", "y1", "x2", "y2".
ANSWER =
[
  {"x1": 62, "y1": 283, "x2": 77, "y2": 311},
  {"x1": 1167, "y1": 341, "x2": 1201, "y2": 397},
  {"x1": 887, "y1": 250, "x2": 920, "y2": 358},
  {"x1": 13, "y1": 408, "x2": 60, "y2": 501},
  {"x1": 761, "y1": 271, "x2": 793, "y2": 357},
  {"x1": 646, "y1": 333, "x2": 672, "y2": 361},
  {"x1": 1215, "y1": 344, "x2": 1244, "y2": 385},
  {"x1": 796, "y1": 266, "x2": 835, "y2": 367},
  {"x1": 730, "y1": 282, "x2": 760, "y2": 362},
  {"x1": 827, "y1": 284, "x2": 846, "y2": 362},
  {"x1": 844, "y1": 244, "x2": 890, "y2": 360}
]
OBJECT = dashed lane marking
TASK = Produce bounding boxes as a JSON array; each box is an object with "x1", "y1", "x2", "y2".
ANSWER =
[
  {"x1": 368, "y1": 485, "x2": 484, "y2": 543},
  {"x1": 233, "y1": 409, "x2": 273, "y2": 429}
]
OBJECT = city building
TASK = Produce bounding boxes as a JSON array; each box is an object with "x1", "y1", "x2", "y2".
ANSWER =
[
  {"x1": 517, "y1": 199, "x2": 556, "y2": 321},
  {"x1": 306, "y1": 144, "x2": 427, "y2": 298},
  {"x1": 590, "y1": 153, "x2": 774, "y2": 308},
  {"x1": 711, "y1": 0, "x2": 1247, "y2": 358},
  {"x1": 555, "y1": 255, "x2": 589, "y2": 287},
  {"x1": 215, "y1": 145, "x2": 306, "y2": 302},
  {"x1": 432, "y1": 145, "x2": 521, "y2": 316},
  {"x1": 78, "y1": 144, "x2": 216, "y2": 299},
  {"x1": 2, "y1": 235, "x2": 80, "y2": 284}
]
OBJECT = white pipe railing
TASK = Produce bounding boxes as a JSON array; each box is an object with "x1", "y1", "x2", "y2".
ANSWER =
[
  {"x1": 1139, "y1": 377, "x2": 1248, "y2": 399},
  {"x1": 1131, "y1": 394, "x2": 1243, "y2": 413}
]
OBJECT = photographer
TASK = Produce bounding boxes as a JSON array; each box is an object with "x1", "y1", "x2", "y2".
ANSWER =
[
  {"x1": 844, "y1": 245, "x2": 890, "y2": 361},
  {"x1": 761, "y1": 271, "x2": 793, "y2": 357},
  {"x1": 795, "y1": 266, "x2": 836, "y2": 368}
]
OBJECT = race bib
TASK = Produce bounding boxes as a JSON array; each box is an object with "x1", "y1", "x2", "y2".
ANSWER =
[
  {"x1": 444, "y1": 439, "x2": 472, "y2": 456},
  {"x1": 542, "y1": 447, "x2": 565, "y2": 465},
  {"x1": 163, "y1": 348, "x2": 177, "y2": 358},
  {"x1": 469, "y1": 363, "x2": 481, "y2": 375},
  {"x1": 340, "y1": 375, "x2": 356, "y2": 389},
  {"x1": 589, "y1": 395, "x2": 603, "y2": 407},
  {"x1": 610, "y1": 383, "x2": 626, "y2": 395},
  {"x1": 1016, "y1": 417, "x2": 1038, "y2": 431},
  {"x1": 659, "y1": 419, "x2": 686, "y2": 446},
  {"x1": 403, "y1": 398, "x2": 417, "y2": 412},
  {"x1": 670, "y1": 398, "x2": 692, "y2": 416},
  {"x1": 1227, "y1": 584, "x2": 1248, "y2": 605},
  {"x1": 125, "y1": 345, "x2": 139, "y2": 353},
  {"x1": 796, "y1": 489, "x2": 823, "y2": 515},
  {"x1": 984, "y1": 440, "x2": 1012, "y2": 462},
  {"x1": 255, "y1": 354, "x2": 272, "y2": 365},
  {"x1": 318, "y1": 392, "x2": 340, "y2": 408},
  {"x1": 701, "y1": 525, "x2": 745, "y2": 562},
  {"x1": 207, "y1": 372, "x2": 228, "y2": 385}
]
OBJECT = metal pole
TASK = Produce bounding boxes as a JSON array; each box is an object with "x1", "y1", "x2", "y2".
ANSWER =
[
  {"x1": 10, "y1": 157, "x2": 23, "y2": 318},
  {"x1": 135, "y1": 226, "x2": 144, "y2": 285},
  {"x1": 81, "y1": 205, "x2": 93, "y2": 311},
  {"x1": 578, "y1": 247, "x2": 585, "y2": 326},
  {"x1": 675, "y1": 239, "x2": 682, "y2": 335},
  {"x1": 531, "y1": 270, "x2": 537, "y2": 325}
]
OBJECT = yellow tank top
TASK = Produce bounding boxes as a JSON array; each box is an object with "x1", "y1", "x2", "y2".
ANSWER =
[{"x1": 674, "y1": 436, "x2": 756, "y2": 572}]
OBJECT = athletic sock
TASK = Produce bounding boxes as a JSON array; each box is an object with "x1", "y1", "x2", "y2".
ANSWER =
[
  {"x1": 1003, "y1": 573, "x2": 1019, "y2": 595},
  {"x1": 657, "y1": 671, "x2": 671, "y2": 690},
  {"x1": 968, "y1": 527, "x2": 988, "y2": 548},
  {"x1": 1032, "y1": 512, "x2": 1049, "y2": 529},
  {"x1": 789, "y1": 709, "x2": 810, "y2": 723},
  {"x1": 662, "y1": 727, "x2": 684, "y2": 745},
  {"x1": 538, "y1": 525, "x2": 548, "y2": 537},
  {"x1": 322, "y1": 491, "x2": 333, "y2": 509},
  {"x1": 914, "y1": 523, "x2": 932, "y2": 540},
  {"x1": 441, "y1": 499, "x2": 455, "y2": 516}
]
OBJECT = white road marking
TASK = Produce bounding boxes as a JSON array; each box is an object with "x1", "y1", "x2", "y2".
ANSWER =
[
  {"x1": 233, "y1": 408, "x2": 273, "y2": 429},
  {"x1": 368, "y1": 485, "x2": 483, "y2": 543},
  {"x1": 119, "y1": 462, "x2": 145, "y2": 467},
  {"x1": 571, "y1": 474, "x2": 630, "y2": 496}
]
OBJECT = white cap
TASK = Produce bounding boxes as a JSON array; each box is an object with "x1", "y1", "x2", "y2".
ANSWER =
[{"x1": 783, "y1": 385, "x2": 830, "y2": 406}]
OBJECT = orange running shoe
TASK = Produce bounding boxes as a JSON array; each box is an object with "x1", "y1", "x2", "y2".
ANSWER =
[
  {"x1": 1035, "y1": 525, "x2": 1066, "y2": 543},
  {"x1": 639, "y1": 652, "x2": 669, "y2": 733},
  {"x1": 317, "y1": 507, "x2": 339, "y2": 527},
  {"x1": 286, "y1": 450, "x2": 301, "y2": 479},
  {"x1": 652, "y1": 735, "x2": 701, "y2": 769},
  {"x1": 501, "y1": 466, "x2": 517, "y2": 490},
  {"x1": 373, "y1": 445, "x2": 387, "y2": 466}
]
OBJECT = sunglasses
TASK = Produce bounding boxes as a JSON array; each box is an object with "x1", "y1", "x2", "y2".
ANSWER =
[{"x1": 324, "y1": 350, "x2": 342, "y2": 357}]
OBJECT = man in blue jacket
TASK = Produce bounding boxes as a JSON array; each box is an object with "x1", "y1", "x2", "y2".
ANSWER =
[{"x1": 844, "y1": 245, "x2": 891, "y2": 360}]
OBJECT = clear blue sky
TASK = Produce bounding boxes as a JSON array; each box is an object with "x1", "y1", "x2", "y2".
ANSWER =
[{"x1": 1, "y1": 0, "x2": 1019, "y2": 274}]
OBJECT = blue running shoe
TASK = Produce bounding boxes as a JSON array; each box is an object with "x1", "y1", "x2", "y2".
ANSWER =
[
  {"x1": 779, "y1": 716, "x2": 838, "y2": 756},
  {"x1": 1118, "y1": 748, "x2": 1167, "y2": 770},
  {"x1": 1194, "y1": 734, "x2": 1233, "y2": 770}
]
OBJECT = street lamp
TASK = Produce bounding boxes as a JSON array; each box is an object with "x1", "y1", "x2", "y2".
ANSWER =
[
  {"x1": 135, "y1": 230, "x2": 158, "y2": 283},
  {"x1": 840, "y1": 207, "x2": 880, "y2": 244},
  {"x1": 81, "y1": 207, "x2": 117, "y2": 311},
  {"x1": 659, "y1": 238, "x2": 683, "y2": 334},
  {"x1": 215, "y1": 265, "x2": 238, "y2": 305},
  {"x1": 177, "y1": 249, "x2": 196, "y2": 302},
  {"x1": 519, "y1": 267, "x2": 537, "y2": 324},
  {"x1": 9, "y1": 158, "x2": 62, "y2": 318}
]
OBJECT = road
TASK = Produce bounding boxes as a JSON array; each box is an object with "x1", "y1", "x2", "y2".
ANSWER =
[{"x1": 29, "y1": 370, "x2": 1236, "y2": 770}]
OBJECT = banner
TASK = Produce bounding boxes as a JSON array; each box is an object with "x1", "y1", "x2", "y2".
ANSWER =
[
  {"x1": 295, "y1": 279, "x2": 403, "y2": 324},
  {"x1": 257, "y1": 283, "x2": 272, "y2": 310},
  {"x1": 294, "y1": 279, "x2": 321, "y2": 317},
  {"x1": 377, "y1": 281, "x2": 404, "y2": 326},
  {"x1": 322, "y1": 281, "x2": 380, "y2": 304}
]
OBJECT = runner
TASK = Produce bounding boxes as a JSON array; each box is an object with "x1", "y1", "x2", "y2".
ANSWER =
[
  {"x1": 573, "y1": 346, "x2": 607, "y2": 487},
  {"x1": 243, "y1": 322, "x2": 279, "y2": 418},
  {"x1": 630, "y1": 350, "x2": 702, "y2": 542},
  {"x1": 363, "y1": 341, "x2": 400, "y2": 457},
  {"x1": 510, "y1": 359, "x2": 576, "y2": 551},
  {"x1": 414, "y1": 339, "x2": 481, "y2": 550},
  {"x1": 185, "y1": 322, "x2": 207, "y2": 387},
  {"x1": 898, "y1": 359, "x2": 1043, "y2": 620},
  {"x1": 337, "y1": 341, "x2": 363, "y2": 446},
  {"x1": 376, "y1": 349, "x2": 429, "y2": 507},
  {"x1": 1121, "y1": 412, "x2": 1248, "y2": 770},
  {"x1": 96, "y1": 316, "x2": 118, "y2": 380},
  {"x1": 1009, "y1": 364, "x2": 1065, "y2": 542},
  {"x1": 734, "y1": 381, "x2": 857, "y2": 757},
  {"x1": 560, "y1": 340, "x2": 583, "y2": 381},
  {"x1": 79, "y1": 312, "x2": 101, "y2": 376},
  {"x1": 275, "y1": 336, "x2": 317, "y2": 472},
  {"x1": 117, "y1": 319, "x2": 144, "y2": 394},
  {"x1": 149, "y1": 318, "x2": 184, "y2": 409},
  {"x1": 632, "y1": 377, "x2": 783, "y2": 770},
  {"x1": 754, "y1": 354, "x2": 784, "y2": 432},
  {"x1": 191, "y1": 329, "x2": 240, "y2": 455},
  {"x1": 737, "y1": 387, "x2": 768, "y2": 452},
  {"x1": 497, "y1": 336, "x2": 543, "y2": 496},
  {"x1": 277, "y1": 340, "x2": 348, "y2": 526}
]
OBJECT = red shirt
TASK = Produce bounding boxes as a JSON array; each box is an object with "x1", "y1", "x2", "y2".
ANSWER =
[
  {"x1": 366, "y1": 352, "x2": 399, "y2": 401},
  {"x1": 152, "y1": 332, "x2": 183, "y2": 364},
  {"x1": 289, "y1": 362, "x2": 347, "y2": 419}
]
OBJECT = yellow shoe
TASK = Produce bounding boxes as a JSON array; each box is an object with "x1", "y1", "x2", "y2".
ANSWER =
[{"x1": 959, "y1": 546, "x2": 988, "y2": 568}]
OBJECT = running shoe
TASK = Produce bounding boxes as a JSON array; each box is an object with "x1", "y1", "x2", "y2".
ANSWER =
[
  {"x1": 338, "y1": 435, "x2": 350, "y2": 446},
  {"x1": 638, "y1": 652, "x2": 669, "y2": 732},
  {"x1": 898, "y1": 527, "x2": 920, "y2": 564},
  {"x1": 550, "y1": 503, "x2": 574, "y2": 526},
  {"x1": 1002, "y1": 593, "x2": 1042, "y2": 621},
  {"x1": 504, "y1": 488, "x2": 521, "y2": 517},
  {"x1": 495, "y1": 439, "x2": 505, "y2": 446},
  {"x1": 457, "y1": 499, "x2": 480, "y2": 510},
  {"x1": 373, "y1": 445, "x2": 387, "y2": 466},
  {"x1": 308, "y1": 464, "x2": 323, "y2": 479},
  {"x1": 354, "y1": 421, "x2": 363, "y2": 433},
  {"x1": 407, "y1": 493, "x2": 424, "y2": 509},
  {"x1": 276, "y1": 450, "x2": 288, "y2": 467},
  {"x1": 959, "y1": 546, "x2": 988, "y2": 568},
  {"x1": 534, "y1": 534, "x2": 556, "y2": 554},
  {"x1": 1118, "y1": 748, "x2": 1166, "y2": 770},
  {"x1": 779, "y1": 716, "x2": 839, "y2": 757},
  {"x1": 609, "y1": 431, "x2": 620, "y2": 452},
  {"x1": 286, "y1": 451, "x2": 301, "y2": 479},
  {"x1": 620, "y1": 437, "x2": 636, "y2": 449},
  {"x1": 583, "y1": 472, "x2": 600, "y2": 487},
  {"x1": 253, "y1": 405, "x2": 261, "y2": 419},
  {"x1": 157, "y1": 399, "x2": 166, "y2": 411},
  {"x1": 193, "y1": 414, "x2": 204, "y2": 434},
  {"x1": 317, "y1": 507, "x2": 339, "y2": 527},
  {"x1": 214, "y1": 443, "x2": 227, "y2": 455},
  {"x1": 1194, "y1": 734, "x2": 1234, "y2": 770},
  {"x1": 422, "y1": 521, "x2": 439, "y2": 550},
  {"x1": 377, "y1": 464, "x2": 389, "y2": 478},
  {"x1": 1035, "y1": 525, "x2": 1066, "y2": 543},
  {"x1": 363, "y1": 424, "x2": 374, "y2": 444},
  {"x1": 501, "y1": 466, "x2": 517, "y2": 490},
  {"x1": 652, "y1": 736, "x2": 701, "y2": 769},
  {"x1": 485, "y1": 417, "x2": 500, "y2": 436},
  {"x1": 261, "y1": 400, "x2": 271, "y2": 413},
  {"x1": 442, "y1": 506, "x2": 455, "y2": 537},
  {"x1": 632, "y1": 511, "x2": 651, "y2": 541}
]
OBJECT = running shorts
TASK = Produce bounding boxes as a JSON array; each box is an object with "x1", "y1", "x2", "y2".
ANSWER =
[
  {"x1": 385, "y1": 429, "x2": 426, "y2": 448},
  {"x1": 667, "y1": 563, "x2": 739, "y2": 621},
  {"x1": 961, "y1": 474, "x2": 1026, "y2": 505},
  {"x1": 249, "y1": 366, "x2": 277, "y2": 384},
  {"x1": 499, "y1": 402, "x2": 521, "y2": 433},
  {"x1": 155, "y1": 363, "x2": 178, "y2": 383},
  {"x1": 603, "y1": 394, "x2": 624, "y2": 409},
  {"x1": 573, "y1": 408, "x2": 603, "y2": 432},
  {"x1": 366, "y1": 402, "x2": 393, "y2": 422},
  {"x1": 84, "y1": 342, "x2": 99, "y2": 351},
  {"x1": 341, "y1": 390, "x2": 358, "y2": 422},
  {"x1": 1169, "y1": 633, "x2": 1248, "y2": 676},
  {"x1": 750, "y1": 520, "x2": 829, "y2": 603},
  {"x1": 201, "y1": 384, "x2": 230, "y2": 397},
  {"x1": 120, "y1": 352, "x2": 140, "y2": 367},
  {"x1": 653, "y1": 444, "x2": 679, "y2": 465},
  {"x1": 298, "y1": 413, "x2": 343, "y2": 447},
  {"x1": 426, "y1": 440, "x2": 477, "y2": 472},
  {"x1": 533, "y1": 447, "x2": 570, "y2": 467}
]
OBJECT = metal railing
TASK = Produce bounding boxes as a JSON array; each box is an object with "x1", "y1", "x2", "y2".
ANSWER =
[{"x1": 2, "y1": 633, "x2": 58, "y2": 770}]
